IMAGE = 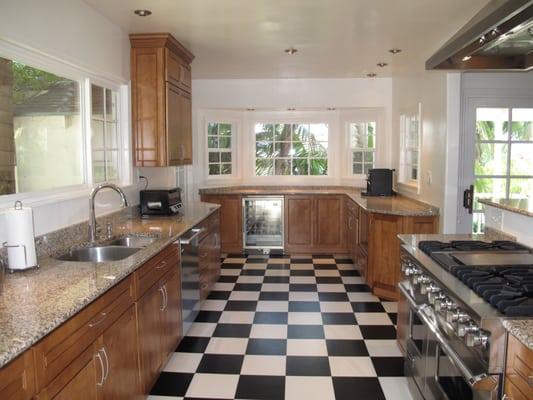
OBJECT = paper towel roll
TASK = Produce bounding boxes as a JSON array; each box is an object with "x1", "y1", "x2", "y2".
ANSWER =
[{"x1": 4, "y1": 202, "x2": 37, "y2": 270}]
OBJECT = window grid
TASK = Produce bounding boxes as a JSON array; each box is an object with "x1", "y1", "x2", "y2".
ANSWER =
[
  {"x1": 400, "y1": 112, "x2": 420, "y2": 184},
  {"x1": 254, "y1": 123, "x2": 328, "y2": 176},
  {"x1": 207, "y1": 122, "x2": 233, "y2": 176},
  {"x1": 350, "y1": 122, "x2": 376, "y2": 175}
]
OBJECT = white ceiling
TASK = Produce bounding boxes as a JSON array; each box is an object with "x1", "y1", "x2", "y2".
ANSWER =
[{"x1": 83, "y1": 0, "x2": 489, "y2": 79}]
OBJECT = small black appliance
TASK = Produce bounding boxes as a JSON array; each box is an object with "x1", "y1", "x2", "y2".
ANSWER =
[
  {"x1": 362, "y1": 168, "x2": 394, "y2": 197},
  {"x1": 140, "y1": 188, "x2": 183, "y2": 217}
]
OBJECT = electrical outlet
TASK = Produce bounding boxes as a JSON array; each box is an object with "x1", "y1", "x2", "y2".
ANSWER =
[{"x1": 426, "y1": 171, "x2": 433, "y2": 185}]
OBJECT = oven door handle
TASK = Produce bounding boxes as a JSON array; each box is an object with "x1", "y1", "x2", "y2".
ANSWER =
[{"x1": 418, "y1": 306, "x2": 498, "y2": 392}]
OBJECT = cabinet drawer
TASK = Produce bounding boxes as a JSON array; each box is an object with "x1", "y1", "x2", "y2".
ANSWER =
[
  {"x1": 0, "y1": 351, "x2": 35, "y2": 400},
  {"x1": 165, "y1": 51, "x2": 191, "y2": 92},
  {"x1": 134, "y1": 244, "x2": 180, "y2": 299},
  {"x1": 506, "y1": 334, "x2": 533, "y2": 399},
  {"x1": 33, "y1": 276, "x2": 134, "y2": 391}
]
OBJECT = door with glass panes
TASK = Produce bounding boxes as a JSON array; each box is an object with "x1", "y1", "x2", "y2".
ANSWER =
[{"x1": 458, "y1": 99, "x2": 533, "y2": 234}]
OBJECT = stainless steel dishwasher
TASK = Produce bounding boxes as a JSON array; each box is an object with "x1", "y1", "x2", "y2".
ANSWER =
[
  {"x1": 243, "y1": 196, "x2": 284, "y2": 250},
  {"x1": 179, "y1": 228, "x2": 203, "y2": 335}
]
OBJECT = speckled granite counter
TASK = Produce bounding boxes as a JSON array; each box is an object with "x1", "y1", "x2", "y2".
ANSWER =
[
  {"x1": 199, "y1": 186, "x2": 439, "y2": 217},
  {"x1": 480, "y1": 198, "x2": 533, "y2": 217},
  {"x1": 503, "y1": 320, "x2": 533, "y2": 350},
  {"x1": 0, "y1": 202, "x2": 219, "y2": 368}
]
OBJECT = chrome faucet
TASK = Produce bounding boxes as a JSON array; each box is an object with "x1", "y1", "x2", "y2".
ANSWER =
[{"x1": 88, "y1": 183, "x2": 128, "y2": 244}]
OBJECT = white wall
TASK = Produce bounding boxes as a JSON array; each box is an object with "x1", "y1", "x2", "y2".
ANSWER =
[
  {"x1": 191, "y1": 78, "x2": 393, "y2": 198},
  {"x1": 485, "y1": 205, "x2": 533, "y2": 247},
  {"x1": 0, "y1": 0, "x2": 135, "y2": 242}
]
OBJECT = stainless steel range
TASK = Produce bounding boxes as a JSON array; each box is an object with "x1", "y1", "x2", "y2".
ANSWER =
[{"x1": 397, "y1": 237, "x2": 533, "y2": 400}]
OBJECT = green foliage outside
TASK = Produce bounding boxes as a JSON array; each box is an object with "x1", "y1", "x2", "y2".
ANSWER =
[{"x1": 11, "y1": 61, "x2": 64, "y2": 104}]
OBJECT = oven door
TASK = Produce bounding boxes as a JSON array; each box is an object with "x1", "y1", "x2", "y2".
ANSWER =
[{"x1": 399, "y1": 281, "x2": 427, "y2": 400}]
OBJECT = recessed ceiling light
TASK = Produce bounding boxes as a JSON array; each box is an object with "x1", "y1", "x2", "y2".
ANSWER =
[
  {"x1": 388, "y1": 48, "x2": 402, "y2": 54},
  {"x1": 285, "y1": 47, "x2": 298, "y2": 55},
  {"x1": 287, "y1": 107, "x2": 296, "y2": 111},
  {"x1": 134, "y1": 9, "x2": 152, "y2": 17},
  {"x1": 377, "y1": 62, "x2": 388, "y2": 68},
  {"x1": 246, "y1": 108, "x2": 255, "y2": 111},
  {"x1": 327, "y1": 107, "x2": 336, "y2": 111},
  {"x1": 462, "y1": 55, "x2": 472, "y2": 62},
  {"x1": 367, "y1": 73, "x2": 377, "y2": 78}
]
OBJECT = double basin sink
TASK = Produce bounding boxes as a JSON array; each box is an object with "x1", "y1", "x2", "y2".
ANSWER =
[{"x1": 56, "y1": 235, "x2": 158, "y2": 263}]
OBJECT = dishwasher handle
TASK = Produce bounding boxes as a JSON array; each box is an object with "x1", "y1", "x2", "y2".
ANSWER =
[{"x1": 178, "y1": 228, "x2": 205, "y2": 245}]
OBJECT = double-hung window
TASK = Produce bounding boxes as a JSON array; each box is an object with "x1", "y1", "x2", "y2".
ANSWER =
[
  {"x1": 254, "y1": 123, "x2": 329, "y2": 176},
  {"x1": 399, "y1": 105, "x2": 421, "y2": 187},
  {"x1": 207, "y1": 122, "x2": 233, "y2": 176},
  {"x1": 350, "y1": 121, "x2": 376, "y2": 175}
]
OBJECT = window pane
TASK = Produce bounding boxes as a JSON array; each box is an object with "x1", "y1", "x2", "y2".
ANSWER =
[
  {"x1": 105, "y1": 89, "x2": 116, "y2": 122},
  {"x1": 221, "y1": 163, "x2": 232, "y2": 175},
  {"x1": 256, "y1": 141, "x2": 273, "y2": 157},
  {"x1": 292, "y1": 141, "x2": 309, "y2": 157},
  {"x1": 475, "y1": 143, "x2": 508, "y2": 175},
  {"x1": 511, "y1": 109, "x2": 533, "y2": 141},
  {"x1": 106, "y1": 150, "x2": 119, "y2": 180},
  {"x1": 274, "y1": 124, "x2": 291, "y2": 141},
  {"x1": 255, "y1": 124, "x2": 273, "y2": 141},
  {"x1": 474, "y1": 178, "x2": 507, "y2": 211},
  {"x1": 220, "y1": 152, "x2": 231, "y2": 162},
  {"x1": 510, "y1": 143, "x2": 533, "y2": 175},
  {"x1": 208, "y1": 152, "x2": 220, "y2": 163},
  {"x1": 91, "y1": 120, "x2": 105, "y2": 149},
  {"x1": 353, "y1": 163, "x2": 363, "y2": 174},
  {"x1": 310, "y1": 142, "x2": 327, "y2": 158},
  {"x1": 275, "y1": 159, "x2": 291, "y2": 175},
  {"x1": 351, "y1": 123, "x2": 366, "y2": 149},
  {"x1": 2, "y1": 58, "x2": 84, "y2": 194},
  {"x1": 353, "y1": 151, "x2": 362, "y2": 162},
  {"x1": 208, "y1": 123, "x2": 218, "y2": 136},
  {"x1": 219, "y1": 137, "x2": 231, "y2": 149},
  {"x1": 208, "y1": 136, "x2": 219, "y2": 148},
  {"x1": 509, "y1": 178, "x2": 533, "y2": 199},
  {"x1": 411, "y1": 166, "x2": 418, "y2": 180},
  {"x1": 292, "y1": 124, "x2": 309, "y2": 142},
  {"x1": 310, "y1": 159, "x2": 328, "y2": 175},
  {"x1": 274, "y1": 142, "x2": 292, "y2": 157},
  {"x1": 91, "y1": 85, "x2": 104, "y2": 120},
  {"x1": 92, "y1": 151, "x2": 106, "y2": 183},
  {"x1": 208, "y1": 163, "x2": 220, "y2": 175},
  {"x1": 364, "y1": 151, "x2": 374, "y2": 163},
  {"x1": 219, "y1": 123, "x2": 231, "y2": 136},
  {"x1": 473, "y1": 213, "x2": 485, "y2": 234},
  {"x1": 292, "y1": 159, "x2": 309, "y2": 175},
  {"x1": 256, "y1": 159, "x2": 273, "y2": 176},
  {"x1": 106, "y1": 122, "x2": 118, "y2": 149},
  {"x1": 310, "y1": 123, "x2": 328, "y2": 142},
  {"x1": 476, "y1": 108, "x2": 509, "y2": 141}
]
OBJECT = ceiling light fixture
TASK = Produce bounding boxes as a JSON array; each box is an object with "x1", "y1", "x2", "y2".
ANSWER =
[
  {"x1": 462, "y1": 55, "x2": 472, "y2": 62},
  {"x1": 287, "y1": 107, "x2": 296, "y2": 111},
  {"x1": 246, "y1": 108, "x2": 255, "y2": 111},
  {"x1": 285, "y1": 47, "x2": 298, "y2": 55},
  {"x1": 367, "y1": 73, "x2": 377, "y2": 78},
  {"x1": 377, "y1": 62, "x2": 388, "y2": 68},
  {"x1": 389, "y1": 48, "x2": 402, "y2": 54},
  {"x1": 327, "y1": 107, "x2": 336, "y2": 111},
  {"x1": 134, "y1": 9, "x2": 152, "y2": 16}
]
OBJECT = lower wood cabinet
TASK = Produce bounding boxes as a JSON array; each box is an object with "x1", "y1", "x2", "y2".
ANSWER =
[
  {"x1": 200, "y1": 195, "x2": 242, "y2": 253},
  {"x1": 199, "y1": 212, "x2": 222, "y2": 300},
  {"x1": 0, "y1": 350, "x2": 35, "y2": 400},
  {"x1": 505, "y1": 333, "x2": 533, "y2": 400},
  {"x1": 285, "y1": 195, "x2": 314, "y2": 252}
]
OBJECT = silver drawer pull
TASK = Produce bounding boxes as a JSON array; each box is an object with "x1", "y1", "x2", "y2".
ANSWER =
[
  {"x1": 155, "y1": 260, "x2": 167, "y2": 270},
  {"x1": 528, "y1": 375, "x2": 533, "y2": 387},
  {"x1": 96, "y1": 352, "x2": 105, "y2": 386},
  {"x1": 88, "y1": 312, "x2": 108, "y2": 328}
]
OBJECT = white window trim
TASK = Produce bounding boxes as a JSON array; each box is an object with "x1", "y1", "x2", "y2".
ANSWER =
[
  {"x1": 0, "y1": 38, "x2": 132, "y2": 211},
  {"x1": 201, "y1": 110, "x2": 241, "y2": 182},
  {"x1": 399, "y1": 103, "x2": 422, "y2": 194}
]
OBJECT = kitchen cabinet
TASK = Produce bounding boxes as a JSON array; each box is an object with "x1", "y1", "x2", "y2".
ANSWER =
[
  {"x1": 504, "y1": 333, "x2": 533, "y2": 400},
  {"x1": 285, "y1": 195, "x2": 315, "y2": 253},
  {"x1": 0, "y1": 350, "x2": 35, "y2": 400},
  {"x1": 200, "y1": 195, "x2": 243, "y2": 253},
  {"x1": 315, "y1": 195, "x2": 345, "y2": 252},
  {"x1": 199, "y1": 212, "x2": 222, "y2": 299},
  {"x1": 130, "y1": 33, "x2": 194, "y2": 167},
  {"x1": 345, "y1": 199, "x2": 359, "y2": 265}
]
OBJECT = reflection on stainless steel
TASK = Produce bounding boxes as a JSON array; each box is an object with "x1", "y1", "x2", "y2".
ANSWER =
[
  {"x1": 450, "y1": 252, "x2": 533, "y2": 266},
  {"x1": 106, "y1": 235, "x2": 157, "y2": 248},
  {"x1": 56, "y1": 246, "x2": 141, "y2": 262},
  {"x1": 243, "y1": 197, "x2": 284, "y2": 250},
  {"x1": 179, "y1": 229, "x2": 201, "y2": 334}
]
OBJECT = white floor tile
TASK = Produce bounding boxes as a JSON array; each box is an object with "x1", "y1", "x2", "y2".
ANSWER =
[
  {"x1": 205, "y1": 337, "x2": 248, "y2": 354},
  {"x1": 320, "y1": 302, "x2": 353, "y2": 313},
  {"x1": 313, "y1": 259, "x2": 336, "y2": 264},
  {"x1": 257, "y1": 301, "x2": 289, "y2": 312},
  {"x1": 329, "y1": 356, "x2": 377, "y2": 377},
  {"x1": 382, "y1": 302, "x2": 398, "y2": 313},
  {"x1": 163, "y1": 352, "x2": 203, "y2": 373},
  {"x1": 348, "y1": 292, "x2": 381, "y2": 302},
  {"x1": 185, "y1": 373, "x2": 239, "y2": 399},
  {"x1": 187, "y1": 322, "x2": 217, "y2": 337},
  {"x1": 243, "y1": 263, "x2": 267, "y2": 269},
  {"x1": 228, "y1": 291, "x2": 260, "y2": 301},
  {"x1": 285, "y1": 376, "x2": 336, "y2": 400},
  {"x1": 267, "y1": 258, "x2": 291, "y2": 264},
  {"x1": 290, "y1": 263, "x2": 314, "y2": 270},
  {"x1": 289, "y1": 276, "x2": 316, "y2": 284},
  {"x1": 212, "y1": 282, "x2": 235, "y2": 291},
  {"x1": 241, "y1": 355, "x2": 286, "y2": 375},
  {"x1": 147, "y1": 396, "x2": 182, "y2": 400},
  {"x1": 265, "y1": 269, "x2": 291, "y2": 276},
  {"x1": 341, "y1": 276, "x2": 365, "y2": 284},
  {"x1": 288, "y1": 312, "x2": 323, "y2": 325},
  {"x1": 314, "y1": 270, "x2": 341, "y2": 277},
  {"x1": 250, "y1": 324, "x2": 288, "y2": 339},
  {"x1": 236, "y1": 276, "x2": 264, "y2": 283},
  {"x1": 337, "y1": 263, "x2": 357, "y2": 270},
  {"x1": 379, "y1": 377, "x2": 414, "y2": 400},
  {"x1": 365, "y1": 340, "x2": 403, "y2": 357},
  {"x1": 316, "y1": 284, "x2": 346, "y2": 292},
  {"x1": 287, "y1": 339, "x2": 328, "y2": 356},
  {"x1": 289, "y1": 291, "x2": 319, "y2": 301},
  {"x1": 355, "y1": 313, "x2": 393, "y2": 325},
  {"x1": 220, "y1": 269, "x2": 241, "y2": 276},
  {"x1": 261, "y1": 283, "x2": 290, "y2": 292},
  {"x1": 223, "y1": 258, "x2": 247, "y2": 264},
  {"x1": 200, "y1": 300, "x2": 227, "y2": 311},
  {"x1": 218, "y1": 311, "x2": 255, "y2": 324},
  {"x1": 323, "y1": 325, "x2": 363, "y2": 340}
]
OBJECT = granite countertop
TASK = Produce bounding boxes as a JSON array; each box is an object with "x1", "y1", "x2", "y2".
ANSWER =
[
  {"x1": 503, "y1": 320, "x2": 533, "y2": 350},
  {"x1": 0, "y1": 202, "x2": 219, "y2": 368},
  {"x1": 479, "y1": 198, "x2": 533, "y2": 217},
  {"x1": 199, "y1": 186, "x2": 439, "y2": 217}
]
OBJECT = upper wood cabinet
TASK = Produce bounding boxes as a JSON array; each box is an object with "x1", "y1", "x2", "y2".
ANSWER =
[{"x1": 130, "y1": 33, "x2": 194, "y2": 167}]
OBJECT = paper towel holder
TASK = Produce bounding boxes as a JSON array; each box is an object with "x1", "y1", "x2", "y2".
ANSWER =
[{"x1": 2, "y1": 200, "x2": 39, "y2": 272}]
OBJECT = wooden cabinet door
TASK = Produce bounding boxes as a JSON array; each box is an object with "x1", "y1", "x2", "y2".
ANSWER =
[
  {"x1": 201, "y1": 195, "x2": 243, "y2": 253},
  {"x1": 52, "y1": 350, "x2": 99, "y2": 400},
  {"x1": 136, "y1": 284, "x2": 163, "y2": 393},
  {"x1": 315, "y1": 195, "x2": 345, "y2": 252},
  {"x1": 167, "y1": 84, "x2": 192, "y2": 166},
  {"x1": 505, "y1": 334, "x2": 533, "y2": 399},
  {"x1": 99, "y1": 306, "x2": 140, "y2": 400},
  {"x1": 285, "y1": 195, "x2": 314, "y2": 252},
  {"x1": 160, "y1": 269, "x2": 183, "y2": 360},
  {"x1": 0, "y1": 351, "x2": 35, "y2": 400}
]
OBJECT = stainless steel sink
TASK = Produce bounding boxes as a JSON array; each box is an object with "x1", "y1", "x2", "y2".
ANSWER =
[
  {"x1": 107, "y1": 235, "x2": 157, "y2": 248},
  {"x1": 56, "y1": 246, "x2": 141, "y2": 262}
]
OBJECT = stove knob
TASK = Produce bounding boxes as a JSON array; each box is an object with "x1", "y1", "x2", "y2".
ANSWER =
[
  {"x1": 410, "y1": 271, "x2": 423, "y2": 285},
  {"x1": 457, "y1": 321, "x2": 479, "y2": 338},
  {"x1": 418, "y1": 276, "x2": 431, "y2": 293},
  {"x1": 434, "y1": 297, "x2": 448, "y2": 311},
  {"x1": 446, "y1": 308, "x2": 468, "y2": 324},
  {"x1": 465, "y1": 330, "x2": 489, "y2": 348},
  {"x1": 428, "y1": 291, "x2": 445, "y2": 305}
]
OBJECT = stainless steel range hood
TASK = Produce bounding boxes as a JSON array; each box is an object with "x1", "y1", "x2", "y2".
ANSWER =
[{"x1": 426, "y1": 0, "x2": 533, "y2": 71}]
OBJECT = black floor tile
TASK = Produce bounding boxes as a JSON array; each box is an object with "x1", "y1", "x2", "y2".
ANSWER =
[
  {"x1": 321, "y1": 312, "x2": 357, "y2": 325},
  {"x1": 225, "y1": 300, "x2": 258, "y2": 311},
  {"x1": 313, "y1": 264, "x2": 338, "y2": 270},
  {"x1": 263, "y1": 276, "x2": 290, "y2": 284},
  {"x1": 288, "y1": 301, "x2": 321, "y2": 312},
  {"x1": 218, "y1": 275, "x2": 239, "y2": 283},
  {"x1": 326, "y1": 339, "x2": 369, "y2": 356},
  {"x1": 197, "y1": 354, "x2": 244, "y2": 374},
  {"x1": 315, "y1": 276, "x2": 343, "y2": 284},
  {"x1": 335, "y1": 258, "x2": 354, "y2": 264},
  {"x1": 150, "y1": 372, "x2": 194, "y2": 396},
  {"x1": 207, "y1": 290, "x2": 231, "y2": 300},
  {"x1": 213, "y1": 323, "x2": 252, "y2": 338},
  {"x1": 372, "y1": 357, "x2": 405, "y2": 376},
  {"x1": 176, "y1": 336, "x2": 211, "y2": 353},
  {"x1": 286, "y1": 356, "x2": 331, "y2": 376},
  {"x1": 236, "y1": 375, "x2": 285, "y2": 400},
  {"x1": 240, "y1": 269, "x2": 266, "y2": 276},
  {"x1": 351, "y1": 302, "x2": 386, "y2": 313},
  {"x1": 194, "y1": 311, "x2": 222, "y2": 323},
  {"x1": 267, "y1": 263, "x2": 291, "y2": 269},
  {"x1": 312, "y1": 254, "x2": 334, "y2": 258},
  {"x1": 253, "y1": 312, "x2": 289, "y2": 324},
  {"x1": 234, "y1": 283, "x2": 263, "y2": 291},
  {"x1": 222, "y1": 263, "x2": 244, "y2": 269},
  {"x1": 259, "y1": 292, "x2": 289, "y2": 301},
  {"x1": 332, "y1": 377, "x2": 386, "y2": 400},
  {"x1": 246, "y1": 257, "x2": 269, "y2": 263},
  {"x1": 289, "y1": 284, "x2": 318, "y2": 292},
  {"x1": 246, "y1": 339, "x2": 287, "y2": 355},
  {"x1": 344, "y1": 284, "x2": 372, "y2": 292},
  {"x1": 388, "y1": 313, "x2": 398, "y2": 325},
  {"x1": 290, "y1": 258, "x2": 313, "y2": 264},
  {"x1": 359, "y1": 325, "x2": 397, "y2": 340},
  {"x1": 340, "y1": 269, "x2": 361, "y2": 276},
  {"x1": 287, "y1": 325, "x2": 325, "y2": 339},
  {"x1": 318, "y1": 292, "x2": 349, "y2": 302}
]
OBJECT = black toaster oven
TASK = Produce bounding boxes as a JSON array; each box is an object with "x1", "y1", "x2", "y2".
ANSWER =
[{"x1": 140, "y1": 188, "x2": 182, "y2": 217}]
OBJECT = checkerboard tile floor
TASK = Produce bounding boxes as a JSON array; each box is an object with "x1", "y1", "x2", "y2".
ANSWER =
[{"x1": 148, "y1": 254, "x2": 413, "y2": 400}]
